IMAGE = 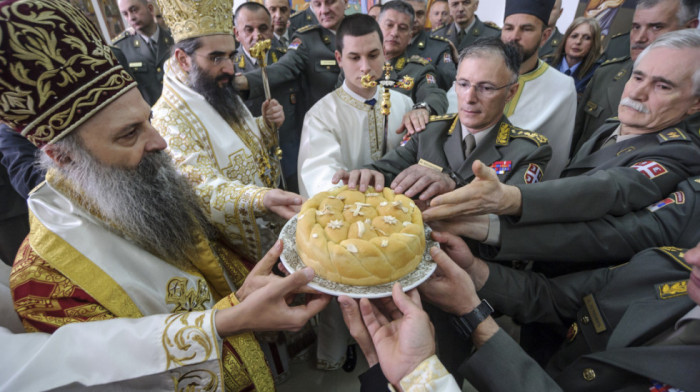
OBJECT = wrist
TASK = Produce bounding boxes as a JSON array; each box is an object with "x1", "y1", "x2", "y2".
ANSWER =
[
  {"x1": 502, "y1": 185, "x2": 523, "y2": 216},
  {"x1": 450, "y1": 299, "x2": 494, "y2": 340}
]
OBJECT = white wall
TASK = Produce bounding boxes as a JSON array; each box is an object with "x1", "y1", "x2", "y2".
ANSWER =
[{"x1": 476, "y1": 0, "x2": 579, "y2": 32}]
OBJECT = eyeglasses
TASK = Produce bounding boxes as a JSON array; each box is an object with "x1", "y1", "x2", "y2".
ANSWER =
[
  {"x1": 455, "y1": 80, "x2": 516, "y2": 97},
  {"x1": 194, "y1": 52, "x2": 237, "y2": 65}
]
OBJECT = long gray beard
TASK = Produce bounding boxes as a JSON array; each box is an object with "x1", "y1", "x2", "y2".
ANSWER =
[{"x1": 61, "y1": 149, "x2": 214, "y2": 267}]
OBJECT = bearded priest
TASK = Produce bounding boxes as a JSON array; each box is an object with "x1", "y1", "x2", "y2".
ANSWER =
[
  {"x1": 151, "y1": 0, "x2": 301, "y2": 263},
  {"x1": 2, "y1": 1, "x2": 329, "y2": 390}
]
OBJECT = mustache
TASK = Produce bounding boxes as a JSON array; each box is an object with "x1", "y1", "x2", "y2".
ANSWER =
[{"x1": 620, "y1": 97, "x2": 650, "y2": 113}]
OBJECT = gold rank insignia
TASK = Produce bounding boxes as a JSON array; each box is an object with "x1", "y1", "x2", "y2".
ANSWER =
[
  {"x1": 323, "y1": 35, "x2": 331, "y2": 44},
  {"x1": 495, "y1": 122, "x2": 510, "y2": 145},
  {"x1": 396, "y1": 57, "x2": 406, "y2": 70},
  {"x1": 510, "y1": 129, "x2": 548, "y2": 146},
  {"x1": 430, "y1": 113, "x2": 457, "y2": 122},
  {"x1": 657, "y1": 280, "x2": 688, "y2": 300},
  {"x1": 134, "y1": 38, "x2": 141, "y2": 47},
  {"x1": 418, "y1": 40, "x2": 425, "y2": 48},
  {"x1": 658, "y1": 246, "x2": 691, "y2": 270},
  {"x1": 657, "y1": 128, "x2": 689, "y2": 143},
  {"x1": 552, "y1": 39, "x2": 559, "y2": 46},
  {"x1": 613, "y1": 68, "x2": 628, "y2": 81}
]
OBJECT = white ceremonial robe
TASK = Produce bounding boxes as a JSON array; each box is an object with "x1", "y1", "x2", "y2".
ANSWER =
[
  {"x1": 298, "y1": 83, "x2": 414, "y2": 198},
  {"x1": 504, "y1": 60, "x2": 576, "y2": 180},
  {"x1": 152, "y1": 58, "x2": 283, "y2": 261}
]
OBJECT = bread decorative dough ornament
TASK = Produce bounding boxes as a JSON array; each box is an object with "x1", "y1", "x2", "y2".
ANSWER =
[{"x1": 296, "y1": 186, "x2": 426, "y2": 286}]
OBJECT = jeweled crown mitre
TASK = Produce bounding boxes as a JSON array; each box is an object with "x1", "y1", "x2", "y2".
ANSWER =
[{"x1": 157, "y1": 0, "x2": 234, "y2": 43}]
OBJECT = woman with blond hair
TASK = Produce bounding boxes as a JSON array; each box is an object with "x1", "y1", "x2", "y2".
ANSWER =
[{"x1": 547, "y1": 17, "x2": 603, "y2": 99}]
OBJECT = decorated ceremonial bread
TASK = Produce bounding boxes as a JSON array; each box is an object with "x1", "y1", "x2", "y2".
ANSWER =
[{"x1": 296, "y1": 186, "x2": 426, "y2": 286}]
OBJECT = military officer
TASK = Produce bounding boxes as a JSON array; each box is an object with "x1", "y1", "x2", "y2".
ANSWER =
[
  {"x1": 599, "y1": 31, "x2": 630, "y2": 62},
  {"x1": 265, "y1": 0, "x2": 293, "y2": 47},
  {"x1": 406, "y1": 0, "x2": 457, "y2": 90},
  {"x1": 431, "y1": 0, "x2": 500, "y2": 52},
  {"x1": 419, "y1": 233, "x2": 700, "y2": 392},
  {"x1": 377, "y1": 1, "x2": 448, "y2": 134},
  {"x1": 538, "y1": 0, "x2": 563, "y2": 59},
  {"x1": 571, "y1": 0, "x2": 698, "y2": 156},
  {"x1": 428, "y1": 0, "x2": 450, "y2": 31},
  {"x1": 234, "y1": 2, "x2": 303, "y2": 192},
  {"x1": 115, "y1": 0, "x2": 173, "y2": 106},
  {"x1": 334, "y1": 38, "x2": 551, "y2": 202},
  {"x1": 235, "y1": 0, "x2": 346, "y2": 115},
  {"x1": 288, "y1": 2, "x2": 318, "y2": 37}
]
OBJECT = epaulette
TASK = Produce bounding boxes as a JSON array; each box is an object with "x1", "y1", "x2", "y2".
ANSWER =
[
  {"x1": 112, "y1": 29, "x2": 132, "y2": 43},
  {"x1": 601, "y1": 55, "x2": 630, "y2": 67},
  {"x1": 509, "y1": 127, "x2": 548, "y2": 146},
  {"x1": 484, "y1": 21, "x2": 501, "y2": 30},
  {"x1": 610, "y1": 31, "x2": 628, "y2": 39},
  {"x1": 296, "y1": 24, "x2": 320, "y2": 34},
  {"x1": 291, "y1": 3, "x2": 310, "y2": 16},
  {"x1": 274, "y1": 46, "x2": 288, "y2": 54},
  {"x1": 429, "y1": 113, "x2": 457, "y2": 122},
  {"x1": 657, "y1": 246, "x2": 691, "y2": 271},
  {"x1": 430, "y1": 35, "x2": 451, "y2": 44},
  {"x1": 657, "y1": 128, "x2": 690, "y2": 143},
  {"x1": 408, "y1": 55, "x2": 429, "y2": 65},
  {"x1": 430, "y1": 24, "x2": 445, "y2": 33}
]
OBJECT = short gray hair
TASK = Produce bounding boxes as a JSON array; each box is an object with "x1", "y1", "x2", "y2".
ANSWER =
[
  {"x1": 635, "y1": 29, "x2": 700, "y2": 97},
  {"x1": 459, "y1": 37, "x2": 521, "y2": 84},
  {"x1": 636, "y1": 0, "x2": 700, "y2": 26}
]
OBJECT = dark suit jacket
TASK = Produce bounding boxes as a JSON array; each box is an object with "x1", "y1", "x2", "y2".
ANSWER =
[
  {"x1": 516, "y1": 121, "x2": 700, "y2": 225},
  {"x1": 368, "y1": 115, "x2": 551, "y2": 186},
  {"x1": 462, "y1": 247, "x2": 698, "y2": 392}
]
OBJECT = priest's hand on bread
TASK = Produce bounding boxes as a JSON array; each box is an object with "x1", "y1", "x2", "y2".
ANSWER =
[
  {"x1": 216, "y1": 240, "x2": 331, "y2": 336},
  {"x1": 392, "y1": 164, "x2": 455, "y2": 200},
  {"x1": 263, "y1": 189, "x2": 303, "y2": 220},
  {"x1": 422, "y1": 160, "x2": 522, "y2": 221},
  {"x1": 332, "y1": 169, "x2": 385, "y2": 192}
]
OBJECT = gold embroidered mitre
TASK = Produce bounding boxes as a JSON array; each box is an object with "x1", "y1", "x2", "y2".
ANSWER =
[
  {"x1": 157, "y1": 0, "x2": 234, "y2": 43},
  {"x1": 0, "y1": 0, "x2": 136, "y2": 148}
]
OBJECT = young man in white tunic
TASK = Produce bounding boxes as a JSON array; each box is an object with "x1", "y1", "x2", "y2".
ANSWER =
[
  {"x1": 297, "y1": 13, "x2": 414, "y2": 370},
  {"x1": 297, "y1": 13, "x2": 415, "y2": 199}
]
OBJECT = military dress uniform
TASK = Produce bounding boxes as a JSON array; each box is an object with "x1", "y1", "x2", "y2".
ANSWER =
[
  {"x1": 600, "y1": 31, "x2": 630, "y2": 63},
  {"x1": 288, "y1": 6, "x2": 317, "y2": 37},
  {"x1": 367, "y1": 114, "x2": 552, "y2": 186},
  {"x1": 406, "y1": 30, "x2": 456, "y2": 90},
  {"x1": 234, "y1": 41, "x2": 303, "y2": 192},
  {"x1": 481, "y1": 176, "x2": 700, "y2": 264},
  {"x1": 461, "y1": 247, "x2": 699, "y2": 392},
  {"x1": 431, "y1": 17, "x2": 500, "y2": 52},
  {"x1": 245, "y1": 24, "x2": 338, "y2": 114},
  {"x1": 515, "y1": 120, "x2": 700, "y2": 227},
  {"x1": 571, "y1": 56, "x2": 632, "y2": 156},
  {"x1": 538, "y1": 27, "x2": 562, "y2": 59},
  {"x1": 385, "y1": 53, "x2": 448, "y2": 115},
  {"x1": 112, "y1": 27, "x2": 173, "y2": 106}
]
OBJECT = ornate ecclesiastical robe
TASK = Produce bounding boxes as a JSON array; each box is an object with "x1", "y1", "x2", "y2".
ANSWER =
[
  {"x1": 503, "y1": 60, "x2": 577, "y2": 180},
  {"x1": 152, "y1": 57, "x2": 283, "y2": 262},
  {"x1": 10, "y1": 172, "x2": 274, "y2": 392},
  {"x1": 297, "y1": 83, "x2": 414, "y2": 198}
]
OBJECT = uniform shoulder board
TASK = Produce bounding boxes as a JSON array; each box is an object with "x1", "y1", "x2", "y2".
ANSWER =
[
  {"x1": 112, "y1": 29, "x2": 132, "y2": 43},
  {"x1": 601, "y1": 55, "x2": 630, "y2": 67},
  {"x1": 429, "y1": 113, "x2": 457, "y2": 122},
  {"x1": 290, "y1": 4, "x2": 309, "y2": 17},
  {"x1": 657, "y1": 128, "x2": 690, "y2": 143},
  {"x1": 408, "y1": 55, "x2": 429, "y2": 65},
  {"x1": 510, "y1": 128, "x2": 548, "y2": 146},
  {"x1": 275, "y1": 46, "x2": 288, "y2": 54},
  {"x1": 296, "y1": 24, "x2": 320, "y2": 34},
  {"x1": 657, "y1": 246, "x2": 691, "y2": 271},
  {"x1": 610, "y1": 31, "x2": 627, "y2": 39},
  {"x1": 690, "y1": 177, "x2": 700, "y2": 190},
  {"x1": 483, "y1": 21, "x2": 501, "y2": 30},
  {"x1": 430, "y1": 35, "x2": 451, "y2": 44},
  {"x1": 431, "y1": 24, "x2": 445, "y2": 33}
]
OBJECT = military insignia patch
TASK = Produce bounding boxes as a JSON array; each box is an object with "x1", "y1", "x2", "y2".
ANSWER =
[
  {"x1": 288, "y1": 38, "x2": 302, "y2": 50},
  {"x1": 400, "y1": 134, "x2": 411, "y2": 146},
  {"x1": 656, "y1": 279, "x2": 688, "y2": 300},
  {"x1": 490, "y1": 161, "x2": 512, "y2": 174},
  {"x1": 444, "y1": 52, "x2": 453, "y2": 63},
  {"x1": 631, "y1": 160, "x2": 668, "y2": 179},
  {"x1": 524, "y1": 163, "x2": 542, "y2": 184},
  {"x1": 426, "y1": 74, "x2": 436, "y2": 84},
  {"x1": 424, "y1": 57, "x2": 432, "y2": 62},
  {"x1": 646, "y1": 191, "x2": 685, "y2": 212},
  {"x1": 396, "y1": 75, "x2": 415, "y2": 90}
]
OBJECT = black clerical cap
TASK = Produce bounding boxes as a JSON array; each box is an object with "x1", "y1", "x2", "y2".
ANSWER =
[{"x1": 504, "y1": 0, "x2": 556, "y2": 26}]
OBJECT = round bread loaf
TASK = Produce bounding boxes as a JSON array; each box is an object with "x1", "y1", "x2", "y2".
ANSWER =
[{"x1": 296, "y1": 186, "x2": 425, "y2": 286}]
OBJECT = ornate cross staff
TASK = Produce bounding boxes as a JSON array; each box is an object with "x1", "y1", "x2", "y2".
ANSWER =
[
  {"x1": 250, "y1": 38, "x2": 286, "y2": 190},
  {"x1": 361, "y1": 62, "x2": 414, "y2": 155}
]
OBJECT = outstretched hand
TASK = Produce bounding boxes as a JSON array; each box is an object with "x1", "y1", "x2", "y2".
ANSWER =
[{"x1": 263, "y1": 189, "x2": 303, "y2": 219}]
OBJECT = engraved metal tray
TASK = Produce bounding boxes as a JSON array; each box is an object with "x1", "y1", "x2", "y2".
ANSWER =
[{"x1": 279, "y1": 215, "x2": 437, "y2": 298}]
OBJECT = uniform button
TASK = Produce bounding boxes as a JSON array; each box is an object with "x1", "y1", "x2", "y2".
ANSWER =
[
  {"x1": 582, "y1": 316, "x2": 590, "y2": 324},
  {"x1": 157, "y1": 67, "x2": 161, "y2": 72},
  {"x1": 582, "y1": 368, "x2": 596, "y2": 381}
]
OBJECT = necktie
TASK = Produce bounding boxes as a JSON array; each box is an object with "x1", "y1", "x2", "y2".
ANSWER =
[
  {"x1": 364, "y1": 98, "x2": 377, "y2": 107},
  {"x1": 564, "y1": 68, "x2": 572, "y2": 76},
  {"x1": 457, "y1": 29, "x2": 466, "y2": 46},
  {"x1": 463, "y1": 133, "x2": 476, "y2": 159},
  {"x1": 147, "y1": 39, "x2": 157, "y2": 58},
  {"x1": 600, "y1": 135, "x2": 617, "y2": 150},
  {"x1": 280, "y1": 36, "x2": 288, "y2": 47}
]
